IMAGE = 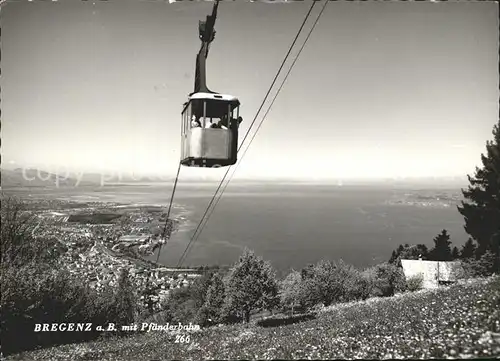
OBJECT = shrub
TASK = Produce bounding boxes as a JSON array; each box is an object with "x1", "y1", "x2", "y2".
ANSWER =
[
  {"x1": 342, "y1": 265, "x2": 371, "y2": 301},
  {"x1": 296, "y1": 260, "x2": 371, "y2": 311},
  {"x1": 367, "y1": 263, "x2": 406, "y2": 297},
  {"x1": 352, "y1": 271, "x2": 372, "y2": 301},
  {"x1": 461, "y1": 251, "x2": 499, "y2": 278},
  {"x1": 406, "y1": 273, "x2": 424, "y2": 292}
]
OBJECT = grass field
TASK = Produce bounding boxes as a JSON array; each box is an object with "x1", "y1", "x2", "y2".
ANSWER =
[{"x1": 7, "y1": 276, "x2": 500, "y2": 360}]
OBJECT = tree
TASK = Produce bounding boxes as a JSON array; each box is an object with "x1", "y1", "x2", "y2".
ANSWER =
[
  {"x1": 189, "y1": 272, "x2": 213, "y2": 310},
  {"x1": 200, "y1": 272, "x2": 226, "y2": 325},
  {"x1": 279, "y1": 270, "x2": 303, "y2": 315},
  {"x1": 300, "y1": 263, "x2": 315, "y2": 279},
  {"x1": 475, "y1": 250, "x2": 498, "y2": 275},
  {"x1": 389, "y1": 243, "x2": 429, "y2": 266},
  {"x1": 451, "y1": 246, "x2": 460, "y2": 260},
  {"x1": 457, "y1": 119, "x2": 500, "y2": 259},
  {"x1": 141, "y1": 282, "x2": 157, "y2": 315},
  {"x1": 370, "y1": 263, "x2": 407, "y2": 297},
  {"x1": 0, "y1": 196, "x2": 126, "y2": 355},
  {"x1": 1, "y1": 265, "x2": 121, "y2": 356},
  {"x1": 389, "y1": 244, "x2": 407, "y2": 265},
  {"x1": 224, "y1": 249, "x2": 279, "y2": 323},
  {"x1": 462, "y1": 250, "x2": 498, "y2": 277},
  {"x1": 302, "y1": 260, "x2": 343, "y2": 308},
  {"x1": 165, "y1": 272, "x2": 213, "y2": 324},
  {"x1": 0, "y1": 196, "x2": 60, "y2": 268},
  {"x1": 297, "y1": 260, "x2": 368, "y2": 309},
  {"x1": 460, "y1": 238, "x2": 477, "y2": 259},
  {"x1": 429, "y1": 229, "x2": 453, "y2": 261},
  {"x1": 113, "y1": 269, "x2": 137, "y2": 327},
  {"x1": 164, "y1": 286, "x2": 193, "y2": 323},
  {"x1": 489, "y1": 231, "x2": 500, "y2": 272},
  {"x1": 315, "y1": 260, "x2": 357, "y2": 305}
]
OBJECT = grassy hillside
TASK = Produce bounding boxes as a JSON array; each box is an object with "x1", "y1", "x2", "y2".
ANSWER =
[{"x1": 7, "y1": 276, "x2": 499, "y2": 360}]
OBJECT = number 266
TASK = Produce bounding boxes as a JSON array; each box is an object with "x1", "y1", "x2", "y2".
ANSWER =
[{"x1": 175, "y1": 335, "x2": 190, "y2": 343}]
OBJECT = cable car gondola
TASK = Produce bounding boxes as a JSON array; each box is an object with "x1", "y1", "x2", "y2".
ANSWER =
[{"x1": 180, "y1": 0, "x2": 241, "y2": 168}]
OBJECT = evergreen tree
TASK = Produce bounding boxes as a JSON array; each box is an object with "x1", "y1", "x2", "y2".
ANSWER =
[
  {"x1": 476, "y1": 250, "x2": 498, "y2": 275},
  {"x1": 451, "y1": 246, "x2": 460, "y2": 260},
  {"x1": 460, "y1": 238, "x2": 477, "y2": 259},
  {"x1": 429, "y1": 229, "x2": 453, "y2": 261},
  {"x1": 300, "y1": 263, "x2": 315, "y2": 279},
  {"x1": 189, "y1": 272, "x2": 213, "y2": 310},
  {"x1": 457, "y1": 119, "x2": 500, "y2": 258},
  {"x1": 490, "y1": 231, "x2": 500, "y2": 272},
  {"x1": 224, "y1": 249, "x2": 279, "y2": 323},
  {"x1": 388, "y1": 243, "x2": 429, "y2": 266},
  {"x1": 464, "y1": 250, "x2": 498, "y2": 277},
  {"x1": 389, "y1": 244, "x2": 408, "y2": 264},
  {"x1": 200, "y1": 272, "x2": 226, "y2": 325},
  {"x1": 113, "y1": 268, "x2": 137, "y2": 327}
]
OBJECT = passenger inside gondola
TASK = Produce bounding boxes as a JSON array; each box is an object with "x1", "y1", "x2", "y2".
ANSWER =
[
  {"x1": 191, "y1": 116, "x2": 201, "y2": 128},
  {"x1": 209, "y1": 120, "x2": 221, "y2": 128},
  {"x1": 217, "y1": 115, "x2": 242, "y2": 129}
]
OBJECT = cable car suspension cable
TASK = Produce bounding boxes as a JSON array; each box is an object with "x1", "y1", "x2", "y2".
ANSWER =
[
  {"x1": 155, "y1": 162, "x2": 182, "y2": 265},
  {"x1": 143, "y1": 162, "x2": 181, "y2": 305},
  {"x1": 147, "y1": 0, "x2": 217, "y2": 274},
  {"x1": 179, "y1": 0, "x2": 329, "y2": 267},
  {"x1": 176, "y1": 0, "x2": 324, "y2": 267},
  {"x1": 184, "y1": 0, "x2": 330, "y2": 264},
  {"x1": 212, "y1": 0, "x2": 330, "y2": 215}
]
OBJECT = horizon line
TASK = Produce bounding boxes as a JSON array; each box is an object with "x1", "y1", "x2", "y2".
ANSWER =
[{"x1": 1, "y1": 166, "x2": 468, "y2": 183}]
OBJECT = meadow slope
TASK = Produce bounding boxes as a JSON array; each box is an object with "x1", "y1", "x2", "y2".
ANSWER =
[{"x1": 7, "y1": 276, "x2": 500, "y2": 360}]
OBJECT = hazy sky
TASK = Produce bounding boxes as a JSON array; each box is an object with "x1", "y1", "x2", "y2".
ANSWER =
[{"x1": 1, "y1": 0, "x2": 498, "y2": 180}]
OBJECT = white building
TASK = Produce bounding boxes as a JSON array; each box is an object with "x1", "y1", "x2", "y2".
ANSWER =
[{"x1": 401, "y1": 259, "x2": 464, "y2": 289}]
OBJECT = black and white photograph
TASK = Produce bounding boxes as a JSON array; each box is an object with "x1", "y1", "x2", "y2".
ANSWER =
[{"x1": 0, "y1": 0, "x2": 499, "y2": 359}]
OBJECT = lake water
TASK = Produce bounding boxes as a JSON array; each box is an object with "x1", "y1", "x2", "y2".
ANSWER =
[{"x1": 5, "y1": 182, "x2": 468, "y2": 276}]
